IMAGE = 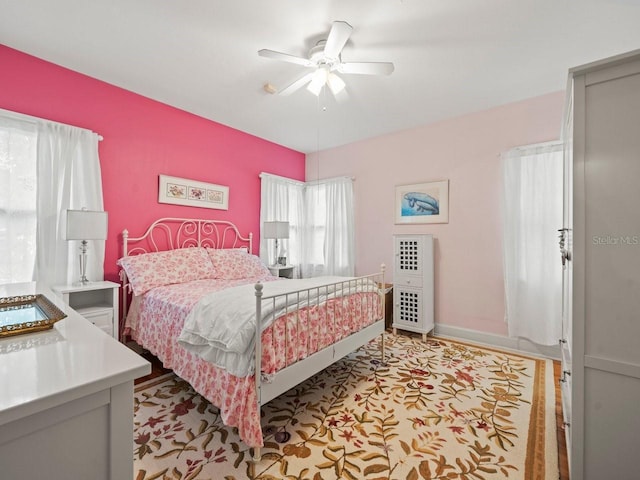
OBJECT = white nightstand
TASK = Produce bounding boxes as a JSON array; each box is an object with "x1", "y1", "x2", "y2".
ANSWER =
[
  {"x1": 268, "y1": 265, "x2": 294, "y2": 279},
  {"x1": 52, "y1": 281, "x2": 120, "y2": 339}
]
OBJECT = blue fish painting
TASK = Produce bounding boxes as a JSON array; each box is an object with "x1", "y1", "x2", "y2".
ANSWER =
[{"x1": 402, "y1": 192, "x2": 439, "y2": 216}]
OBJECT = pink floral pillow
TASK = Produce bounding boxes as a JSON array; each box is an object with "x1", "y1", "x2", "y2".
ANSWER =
[
  {"x1": 118, "y1": 247, "x2": 214, "y2": 296},
  {"x1": 206, "y1": 248, "x2": 272, "y2": 280}
]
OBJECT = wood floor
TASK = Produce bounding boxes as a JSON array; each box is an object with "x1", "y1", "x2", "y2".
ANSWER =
[
  {"x1": 135, "y1": 350, "x2": 171, "y2": 384},
  {"x1": 136, "y1": 351, "x2": 570, "y2": 480},
  {"x1": 554, "y1": 360, "x2": 570, "y2": 480}
]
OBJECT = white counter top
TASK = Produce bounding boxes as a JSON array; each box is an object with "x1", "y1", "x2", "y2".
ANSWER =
[{"x1": 0, "y1": 282, "x2": 150, "y2": 426}]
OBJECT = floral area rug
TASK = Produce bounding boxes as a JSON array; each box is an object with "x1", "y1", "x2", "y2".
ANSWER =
[{"x1": 133, "y1": 334, "x2": 558, "y2": 480}]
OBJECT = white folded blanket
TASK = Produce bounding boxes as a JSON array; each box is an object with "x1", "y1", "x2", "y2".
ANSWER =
[{"x1": 177, "y1": 276, "x2": 376, "y2": 377}]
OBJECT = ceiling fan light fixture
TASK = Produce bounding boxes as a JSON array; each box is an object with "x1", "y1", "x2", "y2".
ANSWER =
[
  {"x1": 307, "y1": 68, "x2": 328, "y2": 96},
  {"x1": 327, "y1": 73, "x2": 346, "y2": 95}
]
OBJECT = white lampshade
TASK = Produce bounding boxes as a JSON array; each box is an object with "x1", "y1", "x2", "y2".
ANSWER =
[
  {"x1": 307, "y1": 68, "x2": 328, "y2": 96},
  {"x1": 65, "y1": 209, "x2": 108, "y2": 240},
  {"x1": 327, "y1": 73, "x2": 346, "y2": 95},
  {"x1": 263, "y1": 221, "x2": 289, "y2": 239}
]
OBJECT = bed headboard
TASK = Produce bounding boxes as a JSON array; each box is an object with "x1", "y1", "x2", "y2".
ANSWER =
[
  {"x1": 118, "y1": 218, "x2": 253, "y2": 340},
  {"x1": 122, "y1": 217, "x2": 253, "y2": 257}
]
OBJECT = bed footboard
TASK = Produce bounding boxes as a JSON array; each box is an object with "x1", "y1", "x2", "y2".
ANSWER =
[{"x1": 253, "y1": 265, "x2": 386, "y2": 443}]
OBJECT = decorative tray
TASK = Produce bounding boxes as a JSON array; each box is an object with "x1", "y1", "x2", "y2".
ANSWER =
[{"x1": 0, "y1": 294, "x2": 67, "y2": 338}]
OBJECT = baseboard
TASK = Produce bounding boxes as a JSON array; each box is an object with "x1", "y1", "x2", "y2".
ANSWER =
[{"x1": 432, "y1": 323, "x2": 560, "y2": 360}]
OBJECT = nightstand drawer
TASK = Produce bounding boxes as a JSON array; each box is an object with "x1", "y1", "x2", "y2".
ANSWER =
[{"x1": 76, "y1": 307, "x2": 114, "y2": 336}]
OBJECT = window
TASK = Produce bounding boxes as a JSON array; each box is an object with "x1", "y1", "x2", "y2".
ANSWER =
[
  {"x1": 303, "y1": 182, "x2": 327, "y2": 267},
  {"x1": 260, "y1": 174, "x2": 354, "y2": 278},
  {"x1": 0, "y1": 118, "x2": 37, "y2": 283},
  {"x1": 502, "y1": 142, "x2": 563, "y2": 345},
  {"x1": 0, "y1": 109, "x2": 105, "y2": 286}
]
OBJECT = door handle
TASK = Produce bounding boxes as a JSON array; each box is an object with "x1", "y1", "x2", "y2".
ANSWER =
[{"x1": 558, "y1": 228, "x2": 571, "y2": 267}]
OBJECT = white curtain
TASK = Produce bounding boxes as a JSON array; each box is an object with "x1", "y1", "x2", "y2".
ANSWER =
[
  {"x1": 36, "y1": 121, "x2": 104, "y2": 286},
  {"x1": 0, "y1": 116, "x2": 38, "y2": 284},
  {"x1": 259, "y1": 173, "x2": 304, "y2": 274},
  {"x1": 303, "y1": 177, "x2": 355, "y2": 277},
  {"x1": 324, "y1": 178, "x2": 355, "y2": 276},
  {"x1": 260, "y1": 173, "x2": 355, "y2": 278},
  {"x1": 502, "y1": 142, "x2": 563, "y2": 345}
]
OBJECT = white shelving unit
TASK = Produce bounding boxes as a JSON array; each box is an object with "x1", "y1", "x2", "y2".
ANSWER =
[
  {"x1": 392, "y1": 234, "x2": 434, "y2": 341},
  {"x1": 52, "y1": 281, "x2": 120, "y2": 339}
]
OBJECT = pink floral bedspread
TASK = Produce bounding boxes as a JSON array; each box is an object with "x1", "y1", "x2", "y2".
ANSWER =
[{"x1": 129, "y1": 277, "x2": 382, "y2": 448}]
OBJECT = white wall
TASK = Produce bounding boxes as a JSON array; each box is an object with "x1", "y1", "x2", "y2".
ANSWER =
[{"x1": 306, "y1": 91, "x2": 565, "y2": 336}]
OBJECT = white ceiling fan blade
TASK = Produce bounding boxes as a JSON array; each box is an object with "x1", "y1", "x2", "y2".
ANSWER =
[
  {"x1": 338, "y1": 62, "x2": 395, "y2": 75},
  {"x1": 323, "y1": 21, "x2": 352, "y2": 59},
  {"x1": 258, "y1": 49, "x2": 314, "y2": 67},
  {"x1": 278, "y1": 72, "x2": 315, "y2": 96}
]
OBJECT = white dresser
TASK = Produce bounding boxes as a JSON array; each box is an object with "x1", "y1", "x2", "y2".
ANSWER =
[
  {"x1": 0, "y1": 282, "x2": 150, "y2": 480},
  {"x1": 561, "y1": 49, "x2": 640, "y2": 480},
  {"x1": 392, "y1": 234, "x2": 434, "y2": 340}
]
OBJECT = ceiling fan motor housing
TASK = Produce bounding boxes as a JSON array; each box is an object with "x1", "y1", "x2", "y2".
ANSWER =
[{"x1": 310, "y1": 40, "x2": 339, "y2": 67}]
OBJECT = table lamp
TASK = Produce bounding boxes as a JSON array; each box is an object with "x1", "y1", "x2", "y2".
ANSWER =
[
  {"x1": 263, "y1": 221, "x2": 289, "y2": 266},
  {"x1": 65, "y1": 209, "x2": 108, "y2": 285}
]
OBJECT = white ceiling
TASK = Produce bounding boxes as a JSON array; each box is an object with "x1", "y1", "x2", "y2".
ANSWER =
[{"x1": 2, "y1": 0, "x2": 640, "y2": 153}]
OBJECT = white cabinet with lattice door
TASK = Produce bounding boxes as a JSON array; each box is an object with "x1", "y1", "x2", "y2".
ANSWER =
[{"x1": 392, "y1": 234, "x2": 434, "y2": 341}]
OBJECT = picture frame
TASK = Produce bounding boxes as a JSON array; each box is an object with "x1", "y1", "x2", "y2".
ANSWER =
[
  {"x1": 395, "y1": 180, "x2": 449, "y2": 224},
  {"x1": 158, "y1": 175, "x2": 229, "y2": 210},
  {"x1": 0, "y1": 294, "x2": 67, "y2": 338}
]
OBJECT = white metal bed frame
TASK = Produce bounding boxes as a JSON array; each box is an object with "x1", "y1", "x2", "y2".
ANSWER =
[{"x1": 119, "y1": 218, "x2": 386, "y2": 460}]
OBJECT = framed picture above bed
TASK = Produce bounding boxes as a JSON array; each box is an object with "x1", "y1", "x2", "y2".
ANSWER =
[
  {"x1": 395, "y1": 180, "x2": 449, "y2": 224},
  {"x1": 158, "y1": 174, "x2": 229, "y2": 210}
]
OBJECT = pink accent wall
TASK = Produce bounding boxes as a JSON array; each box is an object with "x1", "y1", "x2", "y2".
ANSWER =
[
  {"x1": 306, "y1": 91, "x2": 565, "y2": 336},
  {"x1": 0, "y1": 45, "x2": 305, "y2": 282}
]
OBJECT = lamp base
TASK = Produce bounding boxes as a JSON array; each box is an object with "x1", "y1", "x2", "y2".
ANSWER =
[
  {"x1": 77, "y1": 240, "x2": 90, "y2": 286},
  {"x1": 271, "y1": 239, "x2": 279, "y2": 267}
]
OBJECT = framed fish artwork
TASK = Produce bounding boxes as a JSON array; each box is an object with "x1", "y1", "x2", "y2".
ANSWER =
[{"x1": 395, "y1": 180, "x2": 449, "y2": 224}]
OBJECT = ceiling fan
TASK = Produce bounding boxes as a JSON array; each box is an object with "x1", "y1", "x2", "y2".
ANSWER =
[{"x1": 258, "y1": 21, "x2": 394, "y2": 97}]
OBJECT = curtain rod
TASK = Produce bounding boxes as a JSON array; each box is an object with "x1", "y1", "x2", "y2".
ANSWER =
[
  {"x1": 0, "y1": 107, "x2": 103, "y2": 141},
  {"x1": 305, "y1": 176, "x2": 355, "y2": 184},
  {"x1": 507, "y1": 140, "x2": 563, "y2": 152},
  {"x1": 500, "y1": 140, "x2": 562, "y2": 158},
  {"x1": 259, "y1": 172, "x2": 304, "y2": 185},
  {"x1": 507, "y1": 140, "x2": 562, "y2": 151},
  {"x1": 260, "y1": 172, "x2": 355, "y2": 184}
]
